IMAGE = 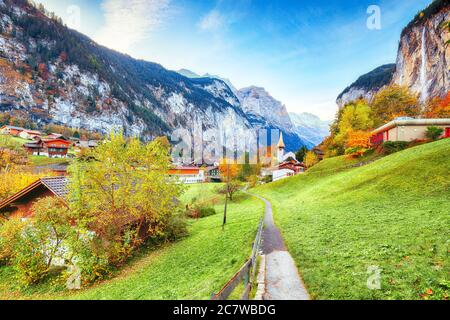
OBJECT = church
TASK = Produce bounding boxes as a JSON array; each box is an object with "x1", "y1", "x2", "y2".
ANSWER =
[{"x1": 262, "y1": 133, "x2": 306, "y2": 182}]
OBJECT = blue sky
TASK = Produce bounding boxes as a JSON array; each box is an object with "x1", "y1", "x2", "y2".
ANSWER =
[{"x1": 37, "y1": 0, "x2": 432, "y2": 120}]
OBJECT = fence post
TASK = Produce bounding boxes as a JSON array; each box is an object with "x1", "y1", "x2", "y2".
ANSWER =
[{"x1": 212, "y1": 216, "x2": 264, "y2": 301}]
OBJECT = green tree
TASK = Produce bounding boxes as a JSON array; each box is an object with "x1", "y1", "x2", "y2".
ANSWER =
[
  {"x1": 1, "y1": 198, "x2": 73, "y2": 285},
  {"x1": 295, "y1": 146, "x2": 308, "y2": 163},
  {"x1": 442, "y1": 21, "x2": 450, "y2": 46},
  {"x1": 425, "y1": 126, "x2": 444, "y2": 141},
  {"x1": 0, "y1": 218, "x2": 26, "y2": 264},
  {"x1": 32, "y1": 197, "x2": 73, "y2": 269}
]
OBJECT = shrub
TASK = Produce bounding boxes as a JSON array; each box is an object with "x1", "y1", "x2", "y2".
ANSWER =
[
  {"x1": 199, "y1": 207, "x2": 216, "y2": 218},
  {"x1": 381, "y1": 141, "x2": 409, "y2": 155},
  {"x1": 12, "y1": 224, "x2": 49, "y2": 286},
  {"x1": 425, "y1": 126, "x2": 444, "y2": 141},
  {"x1": 247, "y1": 175, "x2": 259, "y2": 188},
  {"x1": 345, "y1": 130, "x2": 372, "y2": 158},
  {"x1": 65, "y1": 232, "x2": 112, "y2": 286},
  {"x1": 0, "y1": 218, "x2": 26, "y2": 265},
  {"x1": 164, "y1": 213, "x2": 188, "y2": 241},
  {"x1": 2, "y1": 198, "x2": 74, "y2": 286},
  {"x1": 187, "y1": 204, "x2": 217, "y2": 219}
]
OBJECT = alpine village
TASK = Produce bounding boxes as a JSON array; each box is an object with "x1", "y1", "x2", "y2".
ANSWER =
[{"x1": 0, "y1": 0, "x2": 448, "y2": 301}]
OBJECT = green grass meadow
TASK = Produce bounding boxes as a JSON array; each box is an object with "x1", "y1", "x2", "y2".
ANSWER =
[
  {"x1": 0, "y1": 184, "x2": 263, "y2": 300},
  {"x1": 254, "y1": 139, "x2": 450, "y2": 300}
]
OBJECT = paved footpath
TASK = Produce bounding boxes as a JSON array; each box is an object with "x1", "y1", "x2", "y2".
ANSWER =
[{"x1": 250, "y1": 194, "x2": 310, "y2": 300}]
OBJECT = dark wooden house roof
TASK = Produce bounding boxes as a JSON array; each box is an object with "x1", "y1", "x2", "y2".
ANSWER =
[{"x1": 0, "y1": 177, "x2": 69, "y2": 213}]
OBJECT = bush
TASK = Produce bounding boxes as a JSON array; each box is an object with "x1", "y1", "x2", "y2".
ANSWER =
[
  {"x1": 0, "y1": 218, "x2": 26, "y2": 265},
  {"x1": 66, "y1": 233, "x2": 112, "y2": 286},
  {"x1": 187, "y1": 204, "x2": 217, "y2": 219},
  {"x1": 426, "y1": 126, "x2": 444, "y2": 141},
  {"x1": 12, "y1": 224, "x2": 49, "y2": 286},
  {"x1": 1, "y1": 198, "x2": 74, "y2": 286},
  {"x1": 199, "y1": 207, "x2": 216, "y2": 218},
  {"x1": 164, "y1": 213, "x2": 188, "y2": 241},
  {"x1": 247, "y1": 175, "x2": 259, "y2": 188},
  {"x1": 381, "y1": 141, "x2": 409, "y2": 155}
]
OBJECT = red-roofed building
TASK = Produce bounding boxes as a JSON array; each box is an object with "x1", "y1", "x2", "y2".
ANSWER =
[
  {"x1": 23, "y1": 138, "x2": 71, "y2": 158},
  {"x1": 279, "y1": 159, "x2": 306, "y2": 174},
  {"x1": 168, "y1": 167, "x2": 206, "y2": 184}
]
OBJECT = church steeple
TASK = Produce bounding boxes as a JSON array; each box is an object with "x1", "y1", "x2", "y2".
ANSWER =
[
  {"x1": 277, "y1": 132, "x2": 285, "y2": 164},
  {"x1": 277, "y1": 132, "x2": 285, "y2": 150}
]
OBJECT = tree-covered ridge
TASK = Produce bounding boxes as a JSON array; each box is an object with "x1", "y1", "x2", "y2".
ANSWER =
[
  {"x1": 401, "y1": 0, "x2": 450, "y2": 37},
  {"x1": 337, "y1": 64, "x2": 396, "y2": 100},
  {"x1": 0, "y1": 0, "x2": 244, "y2": 135}
]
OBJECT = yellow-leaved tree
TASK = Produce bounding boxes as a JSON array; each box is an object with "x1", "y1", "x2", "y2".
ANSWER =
[
  {"x1": 68, "y1": 131, "x2": 186, "y2": 268},
  {"x1": 304, "y1": 151, "x2": 319, "y2": 169},
  {"x1": 370, "y1": 85, "x2": 420, "y2": 127},
  {"x1": 324, "y1": 100, "x2": 374, "y2": 157}
]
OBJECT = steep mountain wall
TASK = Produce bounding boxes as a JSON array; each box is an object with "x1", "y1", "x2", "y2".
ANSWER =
[
  {"x1": 337, "y1": 0, "x2": 450, "y2": 108},
  {"x1": 392, "y1": 3, "x2": 450, "y2": 103},
  {"x1": 0, "y1": 0, "x2": 252, "y2": 148}
]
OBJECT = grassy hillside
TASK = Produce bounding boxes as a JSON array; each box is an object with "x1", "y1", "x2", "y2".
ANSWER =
[
  {"x1": 0, "y1": 185, "x2": 263, "y2": 300},
  {"x1": 254, "y1": 139, "x2": 449, "y2": 300}
]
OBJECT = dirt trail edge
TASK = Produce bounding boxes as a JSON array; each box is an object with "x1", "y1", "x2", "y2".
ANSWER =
[{"x1": 248, "y1": 192, "x2": 310, "y2": 300}]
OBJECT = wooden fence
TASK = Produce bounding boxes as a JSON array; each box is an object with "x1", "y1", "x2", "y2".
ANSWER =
[{"x1": 211, "y1": 217, "x2": 264, "y2": 300}]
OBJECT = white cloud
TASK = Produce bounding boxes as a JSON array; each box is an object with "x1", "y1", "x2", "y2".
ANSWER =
[
  {"x1": 198, "y1": 9, "x2": 225, "y2": 32},
  {"x1": 95, "y1": 0, "x2": 170, "y2": 53}
]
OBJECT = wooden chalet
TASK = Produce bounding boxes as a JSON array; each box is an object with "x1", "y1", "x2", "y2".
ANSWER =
[
  {"x1": 206, "y1": 166, "x2": 221, "y2": 182},
  {"x1": 23, "y1": 138, "x2": 71, "y2": 158},
  {"x1": 0, "y1": 177, "x2": 152, "y2": 241},
  {"x1": 168, "y1": 167, "x2": 206, "y2": 184},
  {"x1": 73, "y1": 140, "x2": 98, "y2": 152},
  {"x1": 312, "y1": 146, "x2": 325, "y2": 161},
  {"x1": 0, "y1": 177, "x2": 68, "y2": 220}
]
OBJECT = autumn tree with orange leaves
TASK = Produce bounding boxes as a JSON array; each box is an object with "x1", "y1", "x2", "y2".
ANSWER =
[
  {"x1": 345, "y1": 131, "x2": 372, "y2": 158},
  {"x1": 219, "y1": 160, "x2": 241, "y2": 201},
  {"x1": 424, "y1": 91, "x2": 450, "y2": 118}
]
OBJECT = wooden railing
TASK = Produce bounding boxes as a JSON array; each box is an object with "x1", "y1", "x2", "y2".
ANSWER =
[{"x1": 211, "y1": 217, "x2": 264, "y2": 300}]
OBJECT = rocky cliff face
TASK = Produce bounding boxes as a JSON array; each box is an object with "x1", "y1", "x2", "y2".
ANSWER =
[
  {"x1": 179, "y1": 70, "x2": 323, "y2": 150},
  {"x1": 237, "y1": 86, "x2": 293, "y2": 131},
  {"x1": 337, "y1": 1, "x2": 450, "y2": 108},
  {"x1": 392, "y1": 3, "x2": 450, "y2": 103},
  {"x1": 236, "y1": 86, "x2": 314, "y2": 150},
  {"x1": 0, "y1": 0, "x2": 257, "y2": 160}
]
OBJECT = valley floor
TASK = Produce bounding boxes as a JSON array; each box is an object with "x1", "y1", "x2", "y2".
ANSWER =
[{"x1": 253, "y1": 139, "x2": 450, "y2": 300}]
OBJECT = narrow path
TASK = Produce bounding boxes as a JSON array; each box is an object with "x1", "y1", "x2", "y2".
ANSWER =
[{"x1": 250, "y1": 193, "x2": 310, "y2": 300}]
